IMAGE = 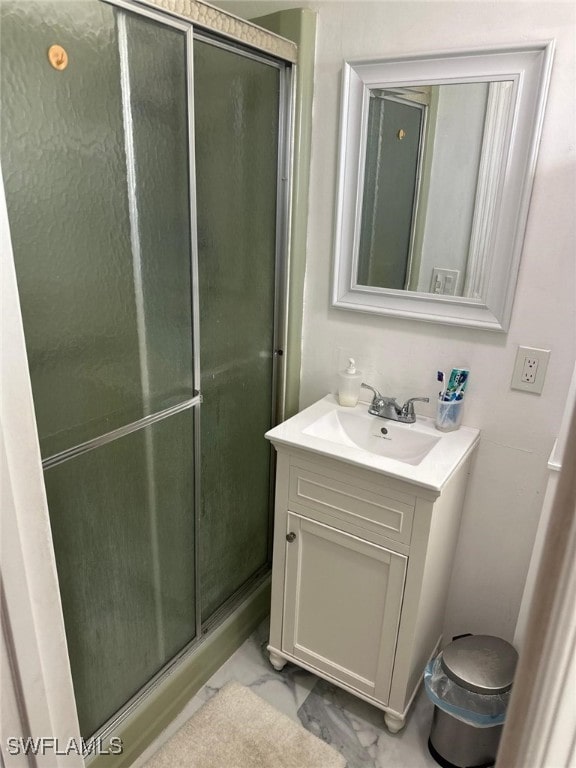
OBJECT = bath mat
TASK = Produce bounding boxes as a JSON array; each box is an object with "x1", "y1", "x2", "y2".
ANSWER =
[{"x1": 144, "y1": 680, "x2": 346, "y2": 768}]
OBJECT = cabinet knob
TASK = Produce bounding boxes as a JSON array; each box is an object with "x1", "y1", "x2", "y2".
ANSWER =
[{"x1": 286, "y1": 532, "x2": 296, "y2": 543}]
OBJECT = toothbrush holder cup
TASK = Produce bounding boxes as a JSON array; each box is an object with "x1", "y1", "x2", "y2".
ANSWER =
[{"x1": 435, "y1": 397, "x2": 464, "y2": 432}]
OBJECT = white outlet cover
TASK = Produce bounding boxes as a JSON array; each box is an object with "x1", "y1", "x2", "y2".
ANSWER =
[
  {"x1": 430, "y1": 267, "x2": 460, "y2": 296},
  {"x1": 511, "y1": 346, "x2": 551, "y2": 394}
]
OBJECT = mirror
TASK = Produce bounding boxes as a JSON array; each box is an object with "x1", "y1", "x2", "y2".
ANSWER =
[
  {"x1": 332, "y1": 44, "x2": 554, "y2": 331},
  {"x1": 357, "y1": 81, "x2": 513, "y2": 297}
]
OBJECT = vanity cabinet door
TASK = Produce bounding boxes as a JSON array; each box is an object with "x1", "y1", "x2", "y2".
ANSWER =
[{"x1": 282, "y1": 512, "x2": 407, "y2": 703}]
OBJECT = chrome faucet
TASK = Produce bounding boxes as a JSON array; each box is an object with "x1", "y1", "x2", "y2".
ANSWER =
[{"x1": 361, "y1": 383, "x2": 429, "y2": 424}]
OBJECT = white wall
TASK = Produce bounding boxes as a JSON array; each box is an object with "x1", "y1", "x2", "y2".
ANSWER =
[
  {"x1": 308, "y1": 0, "x2": 576, "y2": 643},
  {"x1": 222, "y1": 0, "x2": 576, "y2": 643},
  {"x1": 306, "y1": 0, "x2": 576, "y2": 643}
]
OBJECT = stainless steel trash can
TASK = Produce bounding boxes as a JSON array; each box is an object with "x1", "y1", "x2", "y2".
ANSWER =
[{"x1": 427, "y1": 635, "x2": 518, "y2": 768}]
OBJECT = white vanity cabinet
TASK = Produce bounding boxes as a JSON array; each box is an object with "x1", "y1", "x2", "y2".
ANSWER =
[
  {"x1": 281, "y1": 510, "x2": 407, "y2": 705},
  {"x1": 266, "y1": 441, "x2": 476, "y2": 731}
]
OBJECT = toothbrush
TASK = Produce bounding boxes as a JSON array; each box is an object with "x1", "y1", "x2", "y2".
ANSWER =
[
  {"x1": 454, "y1": 381, "x2": 467, "y2": 401},
  {"x1": 437, "y1": 371, "x2": 446, "y2": 401}
]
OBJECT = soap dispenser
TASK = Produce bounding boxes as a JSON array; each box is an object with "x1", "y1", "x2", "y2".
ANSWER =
[{"x1": 338, "y1": 358, "x2": 362, "y2": 407}]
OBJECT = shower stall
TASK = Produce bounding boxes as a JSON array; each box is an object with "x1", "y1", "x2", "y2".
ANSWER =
[{"x1": 1, "y1": 0, "x2": 293, "y2": 741}]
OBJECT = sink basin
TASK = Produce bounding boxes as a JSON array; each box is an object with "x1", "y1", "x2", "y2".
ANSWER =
[
  {"x1": 266, "y1": 395, "x2": 480, "y2": 491},
  {"x1": 303, "y1": 408, "x2": 440, "y2": 465}
]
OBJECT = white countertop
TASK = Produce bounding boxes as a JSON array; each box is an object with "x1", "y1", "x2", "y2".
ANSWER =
[{"x1": 266, "y1": 395, "x2": 480, "y2": 492}]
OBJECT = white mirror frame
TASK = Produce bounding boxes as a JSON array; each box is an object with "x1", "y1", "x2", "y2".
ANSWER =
[{"x1": 332, "y1": 42, "x2": 555, "y2": 332}]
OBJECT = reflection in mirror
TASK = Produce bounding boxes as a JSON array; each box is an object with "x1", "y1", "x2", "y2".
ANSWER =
[
  {"x1": 333, "y1": 44, "x2": 554, "y2": 330},
  {"x1": 357, "y1": 81, "x2": 514, "y2": 297}
]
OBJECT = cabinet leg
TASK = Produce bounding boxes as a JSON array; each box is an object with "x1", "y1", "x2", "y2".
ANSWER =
[
  {"x1": 268, "y1": 650, "x2": 287, "y2": 671},
  {"x1": 384, "y1": 712, "x2": 405, "y2": 733}
]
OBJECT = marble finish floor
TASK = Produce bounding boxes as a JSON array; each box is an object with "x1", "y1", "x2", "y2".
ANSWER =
[{"x1": 133, "y1": 619, "x2": 439, "y2": 768}]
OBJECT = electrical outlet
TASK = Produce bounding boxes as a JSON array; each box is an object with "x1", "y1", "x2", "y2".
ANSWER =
[
  {"x1": 430, "y1": 268, "x2": 460, "y2": 296},
  {"x1": 521, "y1": 357, "x2": 539, "y2": 384},
  {"x1": 511, "y1": 346, "x2": 551, "y2": 394}
]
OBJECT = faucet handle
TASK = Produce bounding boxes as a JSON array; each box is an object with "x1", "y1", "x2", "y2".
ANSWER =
[
  {"x1": 361, "y1": 383, "x2": 387, "y2": 416},
  {"x1": 400, "y1": 396, "x2": 430, "y2": 419},
  {"x1": 361, "y1": 382, "x2": 384, "y2": 401}
]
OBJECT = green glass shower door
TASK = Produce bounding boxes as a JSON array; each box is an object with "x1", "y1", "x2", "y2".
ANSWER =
[
  {"x1": 2, "y1": 0, "x2": 287, "y2": 741},
  {"x1": 1, "y1": 1, "x2": 198, "y2": 737},
  {"x1": 194, "y1": 40, "x2": 281, "y2": 621}
]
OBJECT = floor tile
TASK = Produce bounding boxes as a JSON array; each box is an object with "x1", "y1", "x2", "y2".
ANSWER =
[{"x1": 133, "y1": 619, "x2": 438, "y2": 768}]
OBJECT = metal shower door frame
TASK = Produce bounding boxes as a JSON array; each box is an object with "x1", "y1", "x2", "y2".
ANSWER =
[
  {"x1": 92, "y1": 0, "x2": 293, "y2": 740},
  {"x1": 0, "y1": 0, "x2": 294, "y2": 753}
]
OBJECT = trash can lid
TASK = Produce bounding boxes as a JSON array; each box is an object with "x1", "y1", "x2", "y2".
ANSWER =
[{"x1": 441, "y1": 635, "x2": 519, "y2": 694}]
